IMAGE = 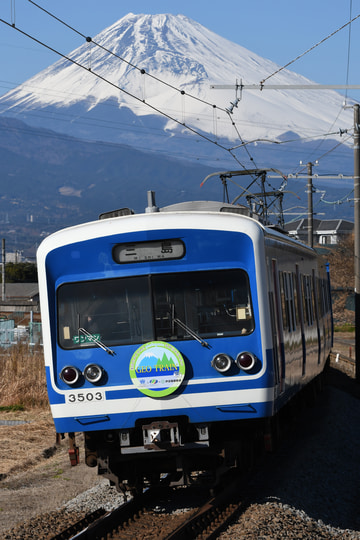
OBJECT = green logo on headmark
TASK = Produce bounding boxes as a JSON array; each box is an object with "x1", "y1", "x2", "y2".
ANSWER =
[{"x1": 129, "y1": 341, "x2": 185, "y2": 397}]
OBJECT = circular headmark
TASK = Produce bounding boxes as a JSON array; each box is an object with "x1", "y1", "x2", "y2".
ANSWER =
[{"x1": 129, "y1": 341, "x2": 185, "y2": 397}]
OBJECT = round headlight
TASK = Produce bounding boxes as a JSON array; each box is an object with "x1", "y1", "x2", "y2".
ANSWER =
[
  {"x1": 60, "y1": 365, "x2": 81, "y2": 385},
  {"x1": 83, "y1": 363, "x2": 104, "y2": 384},
  {"x1": 211, "y1": 353, "x2": 232, "y2": 373},
  {"x1": 236, "y1": 352, "x2": 256, "y2": 371}
]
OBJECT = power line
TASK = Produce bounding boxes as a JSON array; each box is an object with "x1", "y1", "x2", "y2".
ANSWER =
[{"x1": 260, "y1": 12, "x2": 360, "y2": 86}]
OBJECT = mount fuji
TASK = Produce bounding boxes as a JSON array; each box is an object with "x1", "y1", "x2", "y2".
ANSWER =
[
  {"x1": 0, "y1": 13, "x2": 354, "y2": 168},
  {"x1": 0, "y1": 13, "x2": 356, "y2": 254}
]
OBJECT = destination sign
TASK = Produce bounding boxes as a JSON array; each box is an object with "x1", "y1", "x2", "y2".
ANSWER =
[{"x1": 113, "y1": 239, "x2": 185, "y2": 263}]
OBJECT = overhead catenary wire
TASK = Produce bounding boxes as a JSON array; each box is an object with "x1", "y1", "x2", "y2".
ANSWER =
[{"x1": 260, "y1": 11, "x2": 360, "y2": 86}]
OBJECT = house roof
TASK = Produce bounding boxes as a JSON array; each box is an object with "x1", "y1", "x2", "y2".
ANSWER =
[
  {"x1": 284, "y1": 218, "x2": 321, "y2": 233},
  {"x1": 316, "y1": 219, "x2": 354, "y2": 233},
  {"x1": 284, "y1": 218, "x2": 353, "y2": 235},
  {"x1": 1, "y1": 283, "x2": 39, "y2": 300}
]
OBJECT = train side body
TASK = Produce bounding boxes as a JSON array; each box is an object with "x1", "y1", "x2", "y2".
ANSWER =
[{"x1": 37, "y1": 204, "x2": 332, "y2": 490}]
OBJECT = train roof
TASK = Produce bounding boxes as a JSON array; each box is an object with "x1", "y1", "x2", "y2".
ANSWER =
[
  {"x1": 160, "y1": 200, "x2": 255, "y2": 217},
  {"x1": 38, "y1": 194, "x2": 316, "y2": 259}
]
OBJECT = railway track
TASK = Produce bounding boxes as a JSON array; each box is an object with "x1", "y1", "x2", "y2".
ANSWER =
[{"x1": 52, "y1": 474, "x2": 251, "y2": 540}]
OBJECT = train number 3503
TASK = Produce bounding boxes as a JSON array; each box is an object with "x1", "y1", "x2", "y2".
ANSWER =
[{"x1": 66, "y1": 390, "x2": 105, "y2": 404}]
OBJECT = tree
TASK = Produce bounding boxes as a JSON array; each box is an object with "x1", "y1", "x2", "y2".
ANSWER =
[{"x1": 1, "y1": 262, "x2": 37, "y2": 283}]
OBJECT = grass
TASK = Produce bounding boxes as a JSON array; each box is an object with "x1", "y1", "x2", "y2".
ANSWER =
[
  {"x1": 0, "y1": 404, "x2": 25, "y2": 411},
  {"x1": 0, "y1": 344, "x2": 48, "y2": 409},
  {"x1": 334, "y1": 324, "x2": 355, "y2": 333}
]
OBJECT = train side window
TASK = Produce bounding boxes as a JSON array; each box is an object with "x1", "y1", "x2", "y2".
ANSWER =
[
  {"x1": 279, "y1": 272, "x2": 288, "y2": 331},
  {"x1": 280, "y1": 271, "x2": 296, "y2": 332},
  {"x1": 302, "y1": 275, "x2": 314, "y2": 326},
  {"x1": 292, "y1": 272, "x2": 300, "y2": 328},
  {"x1": 288, "y1": 273, "x2": 296, "y2": 332}
]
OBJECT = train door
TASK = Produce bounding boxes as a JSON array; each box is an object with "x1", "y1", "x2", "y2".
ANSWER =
[{"x1": 271, "y1": 259, "x2": 285, "y2": 393}]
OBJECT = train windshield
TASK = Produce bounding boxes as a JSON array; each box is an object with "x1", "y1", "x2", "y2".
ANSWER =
[{"x1": 57, "y1": 269, "x2": 254, "y2": 349}]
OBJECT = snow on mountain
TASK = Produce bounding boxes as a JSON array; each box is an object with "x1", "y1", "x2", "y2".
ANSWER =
[{"x1": 0, "y1": 13, "x2": 353, "y2": 166}]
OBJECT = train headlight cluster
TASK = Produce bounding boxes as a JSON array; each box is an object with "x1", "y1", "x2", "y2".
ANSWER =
[
  {"x1": 60, "y1": 366, "x2": 81, "y2": 385},
  {"x1": 84, "y1": 363, "x2": 104, "y2": 384},
  {"x1": 236, "y1": 352, "x2": 256, "y2": 371},
  {"x1": 211, "y1": 353, "x2": 232, "y2": 373},
  {"x1": 211, "y1": 351, "x2": 258, "y2": 374},
  {"x1": 60, "y1": 364, "x2": 105, "y2": 386}
]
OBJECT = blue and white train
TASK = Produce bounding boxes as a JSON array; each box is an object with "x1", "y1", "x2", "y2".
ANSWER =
[{"x1": 37, "y1": 191, "x2": 332, "y2": 492}]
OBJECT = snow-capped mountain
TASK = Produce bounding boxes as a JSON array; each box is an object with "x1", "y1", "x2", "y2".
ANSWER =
[{"x1": 0, "y1": 13, "x2": 353, "y2": 168}]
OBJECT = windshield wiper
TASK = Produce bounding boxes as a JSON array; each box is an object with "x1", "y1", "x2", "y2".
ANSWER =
[
  {"x1": 78, "y1": 327, "x2": 116, "y2": 356},
  {"x1": 173, "y1": 317, "x2": 210, "y2": 348}
]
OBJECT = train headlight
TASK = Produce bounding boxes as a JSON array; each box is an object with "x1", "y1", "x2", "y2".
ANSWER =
[
  {"x1": 60, "y1": 365, "x2": 81, "y2": 386},
  {"x1": 83, "y1": 363, "x2": 104, "y2": 384},
  {"x1": 211, "y1": 353, "x2": 232, "y2": 373},
  {"x1": 236, "y1": 352, "x2": 256, "y2": 371}
]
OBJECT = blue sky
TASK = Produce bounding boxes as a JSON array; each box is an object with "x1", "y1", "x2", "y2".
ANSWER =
[{"x1": 0, "y1": 0, "x2": 359, "y2": 100}]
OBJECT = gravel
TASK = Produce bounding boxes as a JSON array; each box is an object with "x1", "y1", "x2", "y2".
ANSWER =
[{"x1": 62, "y1": 479, "x2": 127, "y2": 513}]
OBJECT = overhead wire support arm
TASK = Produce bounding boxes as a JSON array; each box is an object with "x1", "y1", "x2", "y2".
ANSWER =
[{"x1": 211, "y1": 84, "x2": 360, "y2": 91}]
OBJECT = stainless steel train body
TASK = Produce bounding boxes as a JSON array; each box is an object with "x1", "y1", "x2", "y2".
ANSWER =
[{"x1": 37, "y1": 200, "x2": 332, "y2": 491}]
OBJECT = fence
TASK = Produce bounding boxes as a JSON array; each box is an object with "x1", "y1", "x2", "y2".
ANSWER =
[{"x1": 0, "y1": 319, "x2": 42, "y2": 347}]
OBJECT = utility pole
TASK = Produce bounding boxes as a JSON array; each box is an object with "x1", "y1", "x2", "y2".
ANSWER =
[
  {"x1": 354, "y1": 104, "x2": 360, "y2": 382},
  {"x1": 2, "y1": 239, "x2": 5, "y2": 302},
  {"x1": 307, "y1": 162, "x2": 314, "y2": 248}
]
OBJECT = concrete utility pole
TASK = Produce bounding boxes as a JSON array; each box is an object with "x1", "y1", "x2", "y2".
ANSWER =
[
  {"x1": 307, "y1": 162, "x2": 314, "y2": 248},
  {"x1": 354, "y1": 104, "x2": 360, "y2": 382},
  {"x1": 2, "y1": 239, "x2": 5, "y2": 302}
]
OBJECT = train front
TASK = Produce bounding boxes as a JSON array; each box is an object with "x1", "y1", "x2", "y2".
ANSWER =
[{"x1": 37, "y1": 206, "x2": 275, "y2": 492}]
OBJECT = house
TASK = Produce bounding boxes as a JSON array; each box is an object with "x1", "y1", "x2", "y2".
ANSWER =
[
  {"x1": 0, "y1": 282, "x2": 40, "y2": 323},
  {"x1": 284, "y1": 218, "x2": 354, "y2": 245},
  {"x1": 316, "y1": 219, "x2": 354, "y2": 245}
]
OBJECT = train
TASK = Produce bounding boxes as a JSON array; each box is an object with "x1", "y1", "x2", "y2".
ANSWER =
[{"x1": 37, "y1": 185, "x2": 332, "y2": 493}]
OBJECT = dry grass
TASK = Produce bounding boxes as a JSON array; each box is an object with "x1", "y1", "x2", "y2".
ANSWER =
[
  {"x1": 0, "y1": 344, "x2": 48, "y2": 409},
  {"x1": 0, "y1": 410, "x2": 55, "y2": 475}
]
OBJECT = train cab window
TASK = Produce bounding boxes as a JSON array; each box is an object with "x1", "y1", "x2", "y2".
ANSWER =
[
  {"x1": 57, "y1": 277, "x2": 153, "y2": 349},
  {"x1": 151, "y1": 269, "x2": 254, "y2": 340},
  {"x1": 57, "y1": 269, "x2": 254, "y2": 350}
]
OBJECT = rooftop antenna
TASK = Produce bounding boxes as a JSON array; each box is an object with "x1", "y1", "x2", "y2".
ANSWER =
[{"x1": 146, "y1": 190, "x2": 159, "y2": 213}]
